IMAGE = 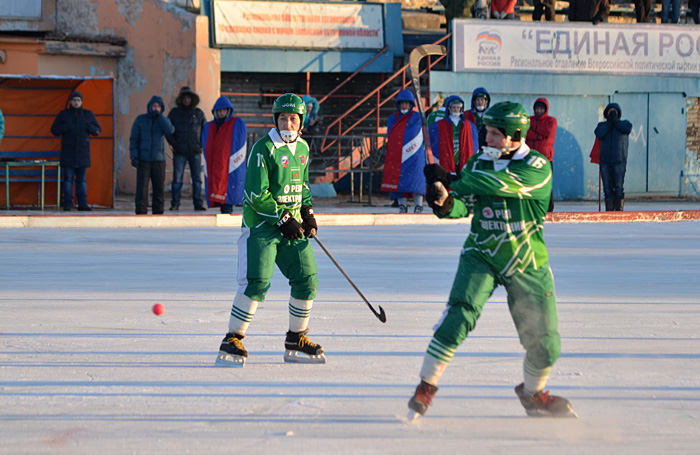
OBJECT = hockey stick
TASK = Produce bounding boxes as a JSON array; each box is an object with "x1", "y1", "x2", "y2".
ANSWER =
[
  {"x1": 311, "y1": 234, "x2": 387, "y2": 323},
  {"x1": 408, "y1": 44, "x2": 447, "y2": 165}
]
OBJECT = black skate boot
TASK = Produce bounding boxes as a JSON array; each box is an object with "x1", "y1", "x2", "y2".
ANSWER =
[
  {"x1": 515, "y1": 383, "x2": 578, "y2": 418},
  {"x1": 215, "y1": 333, "x2": 247, "y2": 367},
  {"x1": 284, "y1": 329, "x2": 326, "y2": 364},
  {"x1": 407, "y1": 380, "x2": 438, "y2": 421}
]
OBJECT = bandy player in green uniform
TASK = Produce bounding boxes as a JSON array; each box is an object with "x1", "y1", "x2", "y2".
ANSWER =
[
  {"x1": 408, "y1": 102, "x2": 576, "y2": 419},
  {"x1": 215, "y1": 93, "x2": 324, "y2": 367}
]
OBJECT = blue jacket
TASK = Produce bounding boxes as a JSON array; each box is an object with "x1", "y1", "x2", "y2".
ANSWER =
[
  {"x1": 594, "y1": 103, "x2": 633, "y2": 164},
  {"x1": 50, "y1": 102, "x2": 102, "y2": 168},
  {"x1": 129, "y1": 96, "x2": 175, "y2": 162}
]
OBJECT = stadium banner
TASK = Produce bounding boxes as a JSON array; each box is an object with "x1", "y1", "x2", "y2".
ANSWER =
[
  {"x1": 213, "y1": 0, "x2": 384, "y2": 50},
  {"x1": 453, "y1": 19, "x2": 700, "y2": 77}
]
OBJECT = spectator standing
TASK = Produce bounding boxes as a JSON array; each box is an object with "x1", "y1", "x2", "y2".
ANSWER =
[
  {"x1": 301, "y1": 95, "x2": 321, "y2": 135},
  {"x1": 660, "y1": 0, "x2": 681, "y2": 23},
  {"x1": 202, "y1": 96, "x2": 247, "y2": 214},
  {"x1": 50, "y1": 91, "x2": 101, "y2": 211},
  {"x1": 526, "y1": 98, "x2": 558, "y2": 212},
  {"x1": 214, "y1": 93, "x2": 324, "y2": 368},
  {"x1": 533, "y1": 0, "x2": 557, "y2": 21},
  {"x1": 408, "y1": 102, "x2": 576, "y2": 420},
  {"x1": 471, "y1": 0, "x2": 490, "y2": 19},
  {"x1": 428, "y1": 95, "x2": 479, "y2": 174},
  {"x1": 440, "y1": 0, "x2": 476, "y2": 23},
  {"x1": 464, "y1": 87, "x2": 491, "y2": 147},
  {"x1": 594, "y1": 103, "x2": 633, "y2": 211},
  {"x1": 568, "y1": 0, "x2": 610, "y2": 24},
  {"x1": 380, "y1": 89, "x2": 427, "y2": 213},
  {"x1": 634, "y1": 0, "x2": 652, "y2": 23},
  {"x1": 166, "y1": 86, "x2": 207, "y2": 211},
  {"x1": 690, "y1": 0, "x2": 700, "y2": 24},
  {"x1": 129, "y1": 96, "x2": 175, "y2": 215},
  {"x1": 490, "y1": 0, "x2": 518, "y2": 19}
]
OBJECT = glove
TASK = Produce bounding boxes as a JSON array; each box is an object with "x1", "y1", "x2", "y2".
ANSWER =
[
  {"x1": 424, "y1": 163, "x2": 459, "y2": 186},
  {"x1": 592, "y1": 18, "x2": 601, "y2": 25},
  {"x1": 426, "y1": 181, "x2": 454, "y2": 216},
  {"x1": 276, "y1": 210, "x2": 304, "y2": 240},
  {"x1": 131, "y1": 158, "x2": 139, "y2": 168},
  {"x1": 300, "y1": 205, "x2": 318, "y2": 238}
]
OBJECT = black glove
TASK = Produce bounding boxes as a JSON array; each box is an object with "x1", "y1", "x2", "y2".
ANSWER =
[
  {"x1": 426, "y1": 182, "x2": 454, "y2": 217},
  {"x1": 276, "y1": 210, "x2": 304, "y2": 240},
  {"x1": 300, "y1": 205, "x2": 318, "y2": 238},
  {"x1": 592, "y1": 18, "x2": 601, "y2": 25},
  {"x1": 131, "y1": 158, "x2": 139, "y2": 168},
  {"x1": 607, "y1": 110, "x2": 619, "y2": 123},
  {"x1": 424, "y1": 163, "x2": 459, "y2": 186}
]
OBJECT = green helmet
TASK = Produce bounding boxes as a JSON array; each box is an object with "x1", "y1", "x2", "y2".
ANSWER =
[
  {"x1": 483, "y1": 101, "x2": 530, "y2": 140},
  {"x1": 272, "y1": 93, "x2": 306, "y2": 128}
]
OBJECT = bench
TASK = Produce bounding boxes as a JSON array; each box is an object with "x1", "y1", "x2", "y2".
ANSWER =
[{"x1": 0, "y1": 152, "x2": 61, "y2": 210}]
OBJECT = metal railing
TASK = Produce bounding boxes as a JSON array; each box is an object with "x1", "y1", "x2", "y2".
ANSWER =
[{"x1": 320, "y1": 33, "x2": 451, "y2": 155}]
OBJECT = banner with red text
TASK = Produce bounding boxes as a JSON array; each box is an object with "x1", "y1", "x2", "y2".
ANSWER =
[
  {"x1": 213, "y1": 0, "x2": 384, "y2": 50},
  {"x1": 453, "y1": 19, "x2": 700, "y2": 77}
]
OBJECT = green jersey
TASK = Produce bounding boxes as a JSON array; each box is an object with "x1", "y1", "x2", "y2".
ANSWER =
[
  {"x1": 442, "y1": 144, "x2": 552, "y2": 277},
  {"x1": 242, "y1": 129, "x2": 313, "y2": 228}
]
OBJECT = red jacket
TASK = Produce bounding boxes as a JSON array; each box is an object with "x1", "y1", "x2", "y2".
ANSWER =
[
  {"x1": 490, "y1": 0, "x2": 517, "y2": 14},
  {"x1": 526, "y1": 97, "x2": 557, "y2": 162}
]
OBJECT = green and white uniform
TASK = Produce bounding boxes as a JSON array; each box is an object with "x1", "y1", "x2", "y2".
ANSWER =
[
  {"x1": 237, "y1": 128, "x2": 318, "y2": 303},
  {"x1": 421, "y1": 143, "x2": 559, "y2": 387}
]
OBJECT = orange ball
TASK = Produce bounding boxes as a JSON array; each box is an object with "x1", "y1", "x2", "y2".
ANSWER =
[{"x1": 152, "y1": 303, "x2": 165, "y2": 316}]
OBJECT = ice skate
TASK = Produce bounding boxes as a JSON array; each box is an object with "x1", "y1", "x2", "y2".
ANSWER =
[
  {"x1": 283, "y1": 329, "x2": 326, "y2": 364},
  {"x1": 515, "y1": 383, "x2": 578, "y2": 418},
  {"x1": 215, "y1": 333, "x2": 247, "y2": 367},
  {"x1": 407, "y1": 380, "x2": 438, "y2": 421}
]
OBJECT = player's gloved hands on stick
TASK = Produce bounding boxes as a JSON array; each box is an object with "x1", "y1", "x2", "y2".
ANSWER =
[
  {"x1": 424, "y1": 163, "x2": 459, "y2": 187},
  {"x1": 426, "y1": 181, "x2": 454, "y2": 216},
  {"x1": 300, "y1": 205, "x2": 318, "y2": 238},
  {"x1": 276, "y1": 210, "x2": 305, "y2": 240}
]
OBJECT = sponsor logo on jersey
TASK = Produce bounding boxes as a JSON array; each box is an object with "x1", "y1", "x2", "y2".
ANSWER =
[
  {"x1": 284, "y1": 184, "x2": 290, "y2": 194},
  {"x1": 482, "y1": 207, "x2": 494, "y2": 219},
  {"x1": 300, "y1": 155, "x2": 306, "y2": 165},
  {"x1": 291, "y1": 167, "x2": 301, "y2": 183},
  {"x1": 281, "y1": 155, "x2": 289, "y2": 167}
]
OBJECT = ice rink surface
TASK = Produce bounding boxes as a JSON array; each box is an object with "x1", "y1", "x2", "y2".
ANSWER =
[{"x1": 1, "y1": 222, "x2": 699, "y2": 454}]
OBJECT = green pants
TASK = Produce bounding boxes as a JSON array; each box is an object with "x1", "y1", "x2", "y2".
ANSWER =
[
  {"x1": 434, "y1": 251, "x2": 561, "y2": 369},
  {"x1": 237, "y1": 225, "x2": 318, "y2": 302}
]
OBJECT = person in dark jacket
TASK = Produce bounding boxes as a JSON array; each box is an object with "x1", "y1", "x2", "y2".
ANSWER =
[
  {"x1": 526, "y1": 98, "x2": 557, "y2": 212},
  {"x1": 533, "y1": 0, "x2": 556, "y2": 21},
  {"x1": 594, "y1": 103, "x2": 633, "y2": 211},
  {"x1": 634, "y1": 0, "x2": 652, "y2": 23},
  {"x1": 129, "y1": 96, "x2": 175, "y2": 215},
  {"x1": 166, "y1": 86, "x2": 206, "y2": 211},
  {"x1": 50, "y1": 91, "x2": 101, "y2": 211},
  {"x1": 568, "y1": 0, "x2": 610, "y2": 24},
  {"x1": 464, "y1": 87, "x2": 490, "y2": 147}
]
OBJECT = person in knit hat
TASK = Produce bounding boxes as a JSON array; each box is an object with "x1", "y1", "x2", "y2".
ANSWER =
[{"x1": 50, "y1": 90, "x2": 102, "y2": 211}]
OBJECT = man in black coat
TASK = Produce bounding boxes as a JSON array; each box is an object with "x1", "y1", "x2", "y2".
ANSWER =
[
  {"x1": 166, "y1": 86, "x2": 207, "y2": 211},
  {"x1": 51, "y1": 91, "x2": 102, "y2": 211},
  {"x1": 594, "y1": 103, "x2": 633, "y2": 211}
]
